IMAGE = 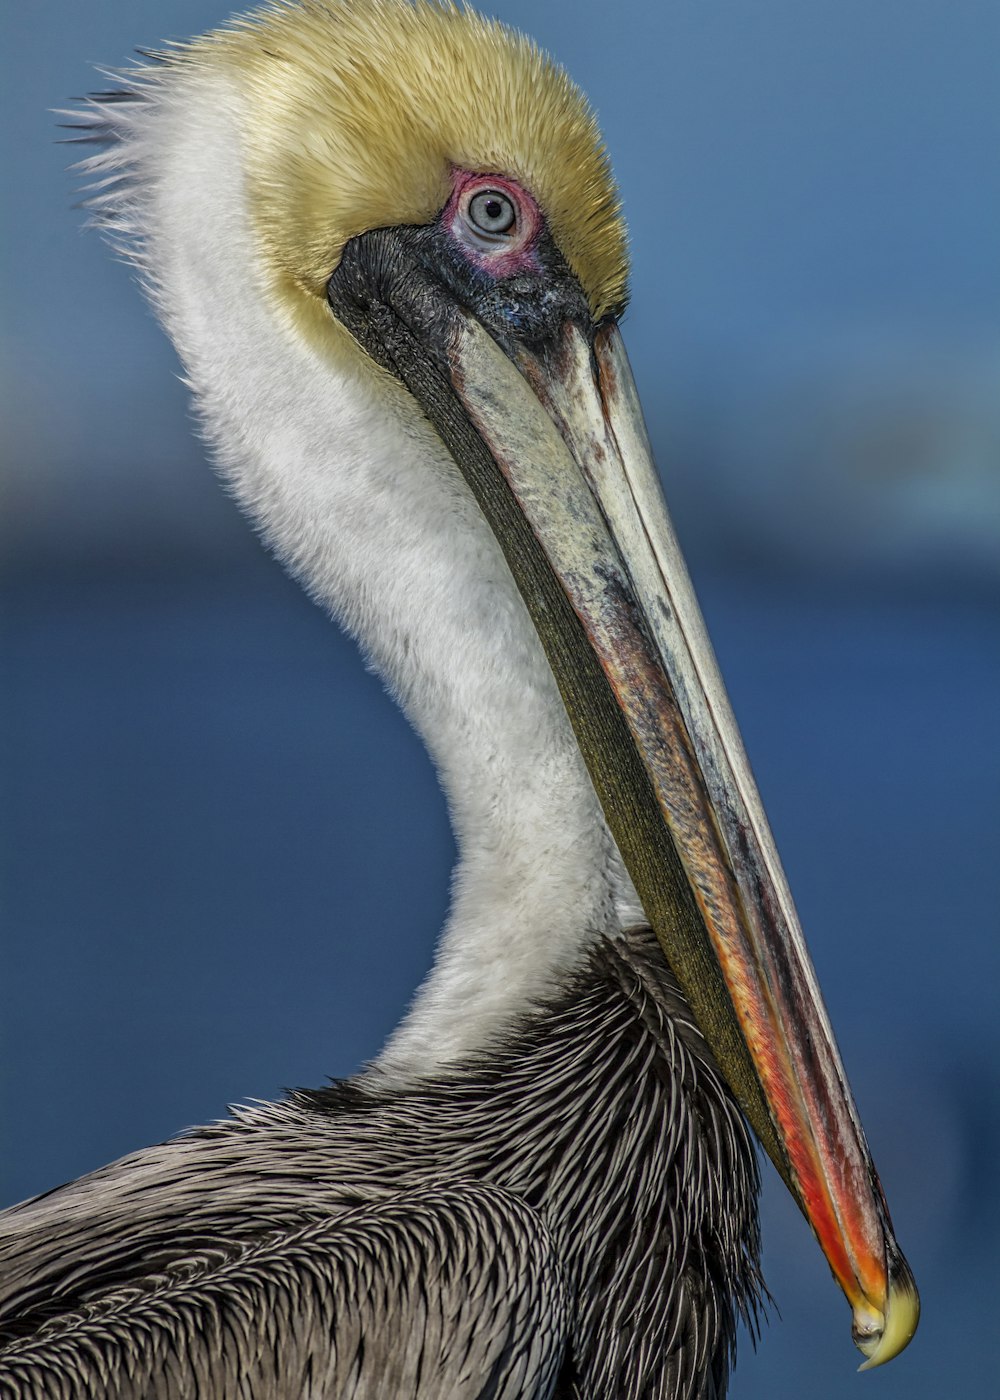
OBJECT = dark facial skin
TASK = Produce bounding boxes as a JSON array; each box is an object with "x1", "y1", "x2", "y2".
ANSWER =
[{"x1": 326, "y1": 176, "x2": 593, "y2": 376}]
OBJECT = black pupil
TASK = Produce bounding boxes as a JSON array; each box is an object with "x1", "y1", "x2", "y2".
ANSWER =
[{"x1": 469, "y1": 190, "x2": 514, "y2": 235}]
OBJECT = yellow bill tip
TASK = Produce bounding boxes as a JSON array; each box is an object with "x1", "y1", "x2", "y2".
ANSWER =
[{"x1": 854, "y1": 1258, "x2": 920, "y2": 1371}]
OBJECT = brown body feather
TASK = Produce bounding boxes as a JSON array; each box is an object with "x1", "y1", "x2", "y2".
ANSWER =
[{"x1": 0, "y1": 930, "x2": 761, "y2": 1399}]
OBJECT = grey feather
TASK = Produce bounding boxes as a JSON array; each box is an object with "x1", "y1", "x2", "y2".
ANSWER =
[
  {"x1": 0, "y1": 1187, "x2": 566, "y2": 1399},
  {"x1": 0, "y1": 930, "x2": 762, "y2": 1398}
]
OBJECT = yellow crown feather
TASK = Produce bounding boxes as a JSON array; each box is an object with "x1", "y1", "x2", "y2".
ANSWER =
[{"x1": 171, "y1": 0, "x2": 628, "y2": 324}]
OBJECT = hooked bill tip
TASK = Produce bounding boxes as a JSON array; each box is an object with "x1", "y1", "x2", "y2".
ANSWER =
[{"x1": 853, "y1": 1256, "x2": 920, "y2": 1371}]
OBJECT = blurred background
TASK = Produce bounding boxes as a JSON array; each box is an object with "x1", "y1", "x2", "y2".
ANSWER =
[{"x1": 2, "y1": 1, "x2": 998, "y2": 1396}]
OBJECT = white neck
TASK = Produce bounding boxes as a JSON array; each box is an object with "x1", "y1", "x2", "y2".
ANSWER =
[{"x1": 88, "y1": 68, "x2": 643, "y2": 1078}]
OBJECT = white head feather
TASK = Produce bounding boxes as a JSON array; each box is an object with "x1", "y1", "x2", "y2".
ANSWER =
[{"x1": 72, "y1": 0, "x2": 643, "y2": 1078}]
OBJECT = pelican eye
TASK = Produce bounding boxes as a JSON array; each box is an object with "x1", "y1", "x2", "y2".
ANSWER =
[{"x1": 466, "y1": 190, "x2": 517, "y2": 238}]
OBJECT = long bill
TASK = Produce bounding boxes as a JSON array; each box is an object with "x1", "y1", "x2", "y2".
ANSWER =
[{"x1": 326, "y1": 230, "x2": 919, "y2": 1369}]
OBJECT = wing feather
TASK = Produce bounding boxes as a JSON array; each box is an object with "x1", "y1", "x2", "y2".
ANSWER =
[{"x1": 0, "y1": 1184, "x2": 569, "y2": 1400}]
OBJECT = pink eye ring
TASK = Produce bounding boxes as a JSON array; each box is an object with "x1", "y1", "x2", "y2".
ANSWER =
[{"x1": 447, "y1": 172, "x2": 540, "y2": 266}]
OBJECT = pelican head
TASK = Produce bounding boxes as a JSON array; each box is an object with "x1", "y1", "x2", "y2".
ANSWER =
[{"x1": 75, "y1": 0, "x2": 916, "y2": 1370}]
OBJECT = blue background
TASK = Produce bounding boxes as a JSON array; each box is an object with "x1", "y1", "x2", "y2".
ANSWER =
[{"x1": 2, "y1": 3, "x2": 998, "y2": 1397}]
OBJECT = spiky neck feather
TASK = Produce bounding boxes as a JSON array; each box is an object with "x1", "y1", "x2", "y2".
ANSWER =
[{"x1": 76, "y1": 3, "x2": 644, "y2": 1076}]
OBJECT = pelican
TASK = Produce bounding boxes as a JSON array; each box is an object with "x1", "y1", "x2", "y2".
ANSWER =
[{"x1": 0, "y1": 2, "x2": 918, "y2": 1395}]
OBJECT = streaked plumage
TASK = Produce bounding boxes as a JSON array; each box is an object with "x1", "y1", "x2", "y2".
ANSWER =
[
  {"x1": 1, "y1": 1, "x2": 916, "y2": 1394},
  {"x1": 0, "y1": 934, "x2": 759, "y2": 1397}
]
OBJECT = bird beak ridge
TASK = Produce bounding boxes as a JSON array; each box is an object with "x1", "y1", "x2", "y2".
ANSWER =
[
  {"x1": 445, "y1": 312, "x2": 918, "y2": 1369},
  {"x1": 325, "y1": 229, "x2": 917, "y2": 1366}
]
